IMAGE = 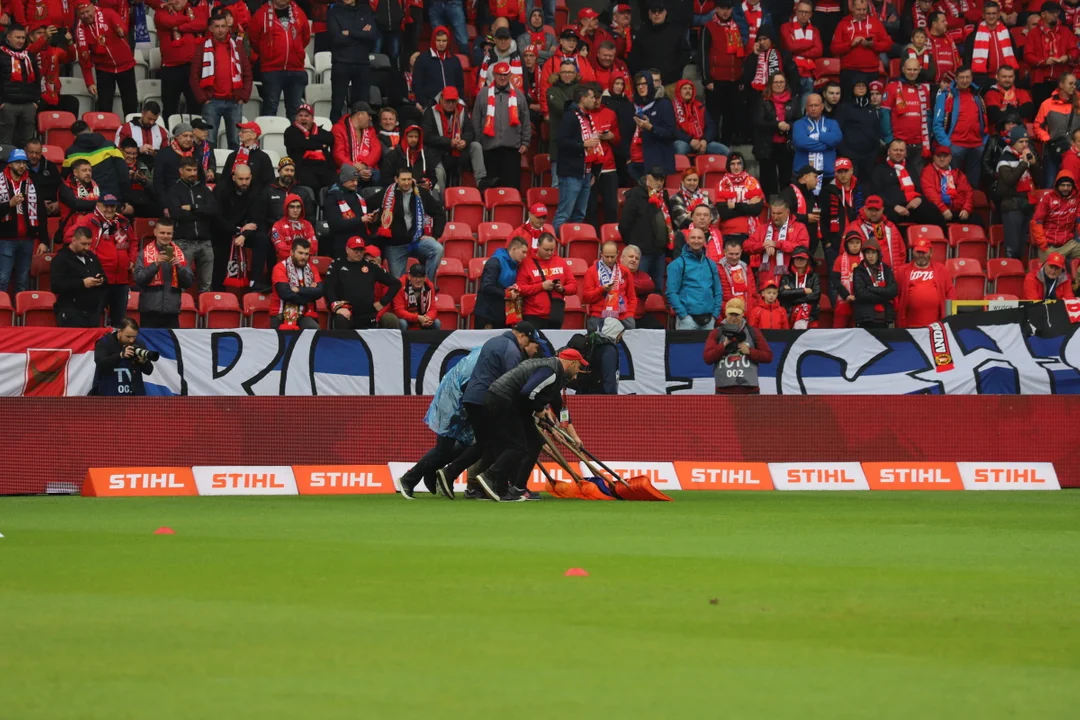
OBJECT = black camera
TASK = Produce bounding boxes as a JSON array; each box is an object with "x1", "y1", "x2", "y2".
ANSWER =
[
  {"x1": 132, "y1": 347, "x2": 159, "y2": 362},
  {"x1": 720, "y1": 323, "x2": 746, "y2": 342}
]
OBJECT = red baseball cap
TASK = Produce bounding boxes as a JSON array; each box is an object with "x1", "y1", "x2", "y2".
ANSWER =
[
  {"x1": 1046, "y1": 251, "x2": 1067, "y2": 269},
  {"x1": 493, "y1": 61, "x2": 512, "y2": 75},
  {"x1": 835, "y1": 157, "x2": 853, "y2": 171},
  {"x1": 579, "y1": 7, "x2": 599, "y2": 20},
  {"x1": 933, "y1": 144, "x2": 952, "y2": 156},
  {"x1": 297, "y1": 104, "x2": 315, "y2": 116},
  {"x1": 558, "y1": 348, "x2": 589, "y2": 366},
  {"x1": 441, "y1": 86, "x2": 459, "y2": 101},
  {"x1": 759, "y1": 276, "x2": 779, "y2": 290},
  {"x1": 346, "y1": 236, "x2": 365, "y2": 251},
  {"x1": 530, "y1": 203, "x2": 549, "y2": 217},
  {"x1": 614, "y1": 3, "x2": 632, "y2": 12},
  {"x1": 912, "y1": 238, "x2": 932, "y2": 253},
  {"x1": 236, "y1": 121, "x2": 262, "y2": 136},
  {"x1": 364, "y1": 245, "x2": 381, "y2": 258},
  {"x1": 864, "y1": 195, "x2": 885, "y2": 210}
]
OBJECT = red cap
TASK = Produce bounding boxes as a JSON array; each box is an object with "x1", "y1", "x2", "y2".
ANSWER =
[
  {"x1": 236, "y1": 121, "x2": 262, "y2": 136},
  {"x1": 759, "y1": 276, "x2": 779, "y2": 290},
  {"x1": 493, "y1": 61, "x2": 512, "y2": 75},
  {"x1": 523, "y1": 44, "x2": 540, "y2": 55},
  {"x1": 558, "y1": 348, "x2": 589, "y2": 366},
  {"x1": 441, "y1": 86, "x2": 459, "y2": 101},
  {"x1": 933, "y1": 144, "x2": 952, "y2": 156},
  {"x1": 834, "y1": 157, "x2": 853, "y2": 171},
  {"x1": 297, "y1": 104, "x2": 315, "y2": 116},
  {"x1": 1046, "y1": 251, "x2": 1067, "y2": 269},
  {"x1": 912, "y1": 238, "x2": 932, "y2": 253},
  {"x1": 578, "y1": 7, "x2": 600, "y2": 19},
  {"x1": 614, "y1": 3, "x2": 631, "y2": 12},
  {"x1": 364, "y1": 245, "x2": 381, "y2": 258},
  {"x1": 530, "y1": 203, "x2": 549, "y2": 217},
  {"x1": 869, "y1": 81, "x2": 884, "y2": 93},
  {"x1": 346, "y1": 237, "x2": 365, "y2": 251},
  {"x1": 864, "y1": 195, "x2": 885, "y2": 210}
]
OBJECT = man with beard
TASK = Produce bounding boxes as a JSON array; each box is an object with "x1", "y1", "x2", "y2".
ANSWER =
[
  {"x1": 154, "y1": 123, "x2": 203, "y2": 200},
  {"x1": 57, "y1": 158, "x2": 100, "y2": 244},
  {"x1": 894, "y1": 237, "x2": 953, "y2": 328},
  {"x1": 214, "y1": 163, "x2": 262, "y2": 289},
  {"x1": 0, "y1": 148, "x2": 48, "y2": 294},
  {"x1": 254, "y1": 158, "x2": 316, "y2": 256},
  {"x1": 269, "y1": 237, "x2": 322, "y2": 329},
  {"x1": 373, "y1": 167, "x2": 446, "y2": 286},
  {"x1": 165, "y1": 157, "x2": 218, "y2": 293},
  {"x1": 51, "y1": 226, "x2": 106, "y2": 328},
  {"x1": 284, "y1": 104, "x2": 336, "y2": 191},
  {"x1": 857, "y1": 195, "x2": 907, "y2": 268}
]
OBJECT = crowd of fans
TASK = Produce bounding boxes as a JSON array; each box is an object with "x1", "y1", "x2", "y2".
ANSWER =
[{"x1": 2, "y1": 0, "x2": 1080, "y2": 336}]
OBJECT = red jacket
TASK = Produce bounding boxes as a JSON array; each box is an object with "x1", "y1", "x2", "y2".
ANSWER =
[
  {"x1": 579, "y1": 26, "x2": 616, "y2": 58},
  {"x1": 1024, "y1": 21, "x2": 1079, "y2": 85},
  {"x1": 391, "y1": 275, "x2": 437, "y2": 327},
  {"x1": 249, "y1": 1, "x2": 310, "y2": 72},
  {"x1": 75, "y1": 8, "x2": 135, "y2": 85},
  {"x1": 780, "y1": 21, "x2": 824, "y2": 78},
  {"x1": 702, "y1": 17, "x2": 744, "y2": 83},
  {"x1": 590, "y1": 57, "x2": 630, "y2": 94},
  {"x1": 856, "y1": 213, "x2": 907, "y2": 268},
  {"x1": 927, "y1": 33, "x2": 960, "y2": 83},
  {"x1": 714, "y1": 258, "x2": 756, "y2": 316},
  {"x1": 270, "y1": 260, "x2": 322, "y2": 318},
  {"x1": 1022, "y1": 268, "x2": 1077, "y2": 300},
  {"x1": 983, "y1": 84, "x2": 1034, "y2": 132},
  {"x1": 155, "y1": 3, "x2": 209, "y2": 67},
  {"x1": 76, "y1": 210, "x2": 136, "y2": 285},
  {"x1": 516, "y1": 253, "x2": 578, "y2": 319},
  {"x1": 271, "y1": 193, "x2": 318, "y2": 260},
  {"x1": 830, "y1": 14, "x2": 892, "y2": 72},
  {"x1": 1032, "y1": 175, "x2": 1080, "y2": 249},
  {"x1": 331, "y1": 116, "x2": 383, "y2": 170},
  {"x1": 586, "y1": 104, "x2": 620, "y2": 172},
  {"x1": 13, "y1": 0, "x2": 71, "y2": 27},
  {"x1": 894, "y1": 261, "x2": 953, "y2": 328},
  {"x1": 1062, "y1": 148, "x2": 1080, "y2": 181},
  {"x1": 744, "y1": 220, "x2": 810, "y2": 271},
  {"x1": 703, "y1": 323, "x2": 772, "y2": 365},
  {"x1": 190, "y1": 37, "x2": 254, "y2": 104},
  {"x1": 582, "y1": 261, "x2": 637, "y2": 319},
  {"x1": 748, "y1": 299, "x2": 789, "y2": 330},
  {"x1": 920, "y1": 164, "x2": 974, "y2": 215}
]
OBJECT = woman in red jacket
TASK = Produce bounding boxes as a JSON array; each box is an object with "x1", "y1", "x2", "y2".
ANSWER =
[
  {"x1": 76, "y1": 194, "x2": 135, "y2": 327},
  {"x1": 73, "y1": 0, "x2": 138, "y2": 115}
]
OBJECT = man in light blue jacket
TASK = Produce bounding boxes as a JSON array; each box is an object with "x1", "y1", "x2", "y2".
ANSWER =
[
  {"x1": 666, "y1": 226, "x2": 724, "y2": 331},
  {"x1": 792, "y1": 94, "x2": 843, "y2": 188}
]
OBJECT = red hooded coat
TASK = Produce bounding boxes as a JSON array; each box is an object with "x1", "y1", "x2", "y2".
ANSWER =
[{"x1": 271, "y1": 193, "x2": 318, "y2": 260}]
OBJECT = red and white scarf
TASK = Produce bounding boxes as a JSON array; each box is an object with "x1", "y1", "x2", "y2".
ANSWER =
[
  {"x1": 718, "y1": 172, "x2": 762, "y2": 234},
  {"x1": 144, "y1": 241, "x2": 187, "y2": 287},
  {"x1": 673, "y1": 93, "x2": 705, "y2": 138},
  {"x1": 714, "y1": 17, "x2": 742, "y2": 55},
  {"x1": 893, "y1": 81, "x2": 931, "y2": 151},
  {"x1": 830, "y1": 178, "x2": 859, "y2": 234},
  {"x1": 74, "y1": 7, "x2": 112, "y2": 64},
  {"x1": 751, "y1": 48, "x2": 780, "y2": 92},
  {"x1": 742, "y1": 1, "x2": 764, "y2": 47},
  {"x1": 404, "y1": 277, "x2": 433, "y2": 317},
  {"x1": 789, "y1": 270, "x2": 812, "y2": 326},
  {"x1": 889, "y1": 159, "x2": 919, "y2": 203},
  {"x1": 838, "y1": 251, "x2": 860, "y2": 295},
  {"x1": 346, "y1": 121, "x2": 377, "y2": 164},
  {"x1": 0, "y1": 168, "x2": 38, "y2": 229},
  {"x1": 722, "y1": 261, "x2": 750, "y2": 300},
  {"x1": 91, "y1": 208, "x2": 130, "y2": 252},
  {"x1": 377, "y1": 186, "x2": 431, "y2": 242},
  {"x1": 649, "y1": 188, "x2": 675, "y2": 249},
  {"x1": 483, "y1": 85, "x2": 519, "y2": 137},
  {"x1": 70, "y1": 177, "x2": 101, "y2": 202},
  {"x1": 971, "y1": 22, "x2": 1017, "y2": 73},
  {"x1": 706, "y1": 225, "x2": 724, "y2": 259},
  {"x1": 432, "y1": 102, "x2": 464, "y2": 157},
  {"x1": 283, "y1": 259, "x2": 317, "y2": 318},
  {"x1": 790, "y1": 23, "x2": 817, "y2": 75},
  {"x1": 200, "y1": 36, "x2": 242, "y2": 90},
  {"x1": 125, "y1": 122, "x2": 168, "y2": 150},
  {"x1": 294, "y1": 120, "x2": 326, "y2": 162},
  {"x1": 596, "y1": 260, "x2": 625, "y2": 317},
  {"x1": 1, "y1": 45, "x2": 35, "y2": 83},
  {"x1": 169, "y1": 138, "x2": 194, "y2": 158},
  {"x1": 577, "y1": 109, "x2": 603, "y2": 165},
  {"x1": 336, "y1": 193, "x2": 368, "y2": 220},
  {"x1": 762, "y1": 221, "x2": 789, "y2": 272},
  {"x1": 235, "y1": 143, "x2": 257, "y2": 167}
]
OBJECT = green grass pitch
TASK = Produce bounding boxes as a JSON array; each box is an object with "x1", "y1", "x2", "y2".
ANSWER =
[{"x1": 2, "y1": 493, "x2": 1079, "y2": 719}]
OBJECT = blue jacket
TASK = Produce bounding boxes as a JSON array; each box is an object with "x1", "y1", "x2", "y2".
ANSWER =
[
  {"x1": 792, "y1": 115, "x2": 843, "y2": 178},
  {"x1": 424, "y1": 347, "x2": 482, "y2": 444},
  {"x1": 461, "y1": 330, "x2": 525, "y2": 406},
  {"x1": 666, "y1": 245, "x2": 724, "y2": 319},
  {"x1": 631, "y1": 73, "x2": 677, "y2": 174},
  {"x1": 413, "y1": 52, "x2": 465, "y2": 109},
  {"x1": 475, "y1": 250, "x2": 519, "y2": 324},
  {"x1": 933, "y1": 82, "x2": 986, "y2": 148}
]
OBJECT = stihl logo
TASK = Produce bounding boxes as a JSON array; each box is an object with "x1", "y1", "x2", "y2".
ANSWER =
[
  {"x1": 691, "y1": 468, "x2": 761, "y2": 485},
  {"x1": 212, "y1": 472, "x2": 286, "y2": 489},
  {"x1": 974, "y1": 468, "x2": 1047, "y2": 484},
  {"x1": 879, "y1": 468, "x2": 951, "y2": 484},
  {"x1": 771, "y1": 463, "x2": 870, "y2": 490},
  {"x1": 309, "y1": 471, "x2": 382, "y2": 488},
  {"x1": 109, "y1": 473, "x2": 186, "y2": 490},
  {"x1": 787, "y1": 468, "x2": 856, "y2": 484}
]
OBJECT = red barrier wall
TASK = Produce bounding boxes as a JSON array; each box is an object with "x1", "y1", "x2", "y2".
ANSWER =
[{"x1": 1, "y1": 396, "x2": 1076, "y2": 494}]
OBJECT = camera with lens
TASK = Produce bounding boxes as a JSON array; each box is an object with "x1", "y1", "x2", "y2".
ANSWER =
[
  {"x1": 132, "y1": 347, "x2": 160, "y2": 362},
  {"x1": 721, "y1": 323, "x2": 746, "y2": 342}
]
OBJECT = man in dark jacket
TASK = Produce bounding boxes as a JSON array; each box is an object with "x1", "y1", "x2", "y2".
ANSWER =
[
  {"x1": 996, "y1": 126, "x2": 1040, "y2": 259},
  {"x1": 324, "y1": 165, "x2": 378, "y2": 259},
  {"x1": 780, "y1": 165, "x2": 824, "y2": 255},
  {"x1": 64, "y1": 122, "x2": 130, "y2": 202},
  {"x1": 619, "y1": 168, "x2": 673, "y2": 292},
  {"x1": 421, "y1": 87, "x2": 495, "y2": 188},
  {"x1": 413, "y1": 26, "x2": 465, "y2": 109},
  {"x1": 628, "y1": 3, "x2": 691, "y2": 87},
  {"x1": 214, "y1": 163, "x2": 261, "y2": 289},
  {"x1": 153, "y1": 123, "x2": 204, "y2": 201},
  {"x1": 25, "y1": 139, "x2": 62, "y2": 214},
  {"x1": 835, "y1": 81, "x2": 881, "y2": 184},
  {"x1": 871, "y1": 139, "x2": 946, "y2": 227},
  {"x1": 477, "y1": 350, "x2": 586, "y2": 502},
  {"x1": 324, "y1": 236, "x2": 401, "y2": 328},
  {"x1": 91, "y1": 318, "x2": 154, "y2": 396},
  {"x1": 134, "y1": 219, "x2": 195, "y2": 328},
  {"x1": 284, "y1": 104, "x2": 337, "y2": 190},
  {"x1": 327, "y1": 0, "x2": 378, "y2": 122},
  {"x1": 544, "y1": 62, "x2": 581, "y2": 168},
  {"x1": 553, "y1": 85, "x2": 602, "y2": 233},
  {"x1": 852, "y1": 237, "x2": 898, "y2": 328},
  {"x1": 52, "y1": 226, "x2": 106, "y2": 327},
  {"x1": 165, "y1": 157, "x2": 218, "y2": 292},
  {"x1": 373, "y1": 166, "x2": 446, "y2": 285},
  {"x1": 0, "y1": 24, "x2": 40, "y2": 146},
  {"x1": 218, "y1": 122, "x2": 276, "y2": 195}
]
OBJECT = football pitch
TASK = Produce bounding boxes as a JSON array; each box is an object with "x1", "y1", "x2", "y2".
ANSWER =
[{"x1": 2, "y1": 493, "x2": 1078, "y2": 719}]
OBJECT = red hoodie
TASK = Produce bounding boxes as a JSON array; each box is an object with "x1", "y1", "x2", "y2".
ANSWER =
[
  {"x1": 155, "y1": 1, "x2": 209, "y2": 67},
  {"x1": 1032, "y1": 171, "x2": 1080, "y2": 249},
  {"x1": 856, "y1": 211, "x2": 906, "y2": 268},
  {"x1": 250, "y1": 1, "x2": 310, "y2": 72},
  {"x1": 332, "y1": 115, "x2": 383, "y2": 170},
  {"x1": 830, "y1": 13, "x2": 891, "y2": 72},
  {"x1": 516, "y1": 252, "x2": 578, "y2": 319},
  {"x1": 74, "y1": 7, "x2": 136, "y2": 85},
  {"x1": 76, "y1": 208, "x2": 136, "y2": 285},
  {"x1": 271, "y1": 193, "x2": 318, "y2": 260}
]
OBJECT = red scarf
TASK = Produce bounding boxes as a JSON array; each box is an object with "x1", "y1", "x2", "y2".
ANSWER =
[
  {"x1": 143, "y1": 241, "x2": 186, "y2": 287},
  {"x1": 483, "y1": 85, "x2": 519, "y2": 136},
  {"x1": 673, "y1": 89, "x2": 705, "y2": 138},
  {"x1": 235, "y1": 143, "x2": 256, "y2": 166},
  {"x1": 718, "y1": 171, "x2": 762, "y2": 235},
  {"x1": 74, "y1": 7, "x2": 112, "y2": 68},
  {"x1": 169, "y1": 139, "x2": 194, "y2": 158},
  {"x1": 347, "y1": 121, "x2": 377, "y2": 164},
  {"x1": 90, "y1": 208, "x2": 130, "y2": 253},
  {"x1": 716, "y1": 18, "x2": 742, "y2": 55},
  {"x1": 751, "y1": 48, "x2": 780, "y2": 91},
  {"x1": 576, "y1": 108, "x2": 603, "y2": 165},
  {"x1": 200, "y1": 35, "x2": 242, "y2": 90},
  {"x1": 838, "y1": 251, "x2": 860, "y2": 295},
  {"x1": 294, "y1": 120, "x2": 325, "y2": 162},
  {"x1": 971, "y1": 22, "x2": 1017, "y2": 73},
  {"x1": 790, "y1": 270, "x2": 812, "y2": 325},
  {"x1": 0, "y1": 167, "x2": 38, "y2": 232},
  {"x1": 433, "y1": 103, "x2": 463, "y2": 157},
  {"x1": 649, "y1": 189, "x2": 675, "y2": 249},
  {"x1": 829, "y1": 178, "x2": 859, "y2": 234},
  {"x1": 706, "y1": 226, "x2": 725, "y2": 259},
  {"x1": 336, "y1": 193, "x2": 368, "y2": 220},
  {"x1": 864, "y1": 262, "x2": 887, "y2": 312},
  {"x1": 889, "y1": 159, "x2": 919, "y2": 203},
  {"x1": 1, "y1": 45, "x2": 35, "y2": 83},
  {"x1": 722, "y1": 261, "x2": 749, "y2": 299}
]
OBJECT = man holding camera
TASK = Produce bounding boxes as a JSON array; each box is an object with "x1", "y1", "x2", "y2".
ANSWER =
[
  {"x1": 135, "y1": 218, "x2": 195, "y2": 329},
  {"x1": 703, "y1": 297, "x2": 773, "y2": 395},
  {"x1": 91, "y1": 318, "x2": 156, "y2": 396},
  {"x1": 52, "y1": 226, "x2": 106, "y2": 327}
]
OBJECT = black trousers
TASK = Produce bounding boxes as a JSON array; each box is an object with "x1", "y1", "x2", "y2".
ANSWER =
[
  {"x1": 884, "y1": 201, "x2": 946, "y2": 229},
  {"x1": 401, "y1": 435, "x2": 468, "y2": 486},
  {"x1": 96, "y1": 68, "x2": 139, "y2": 116},
  {"x1": 160, "y1": 64, "x2": 200, "y2": 121},
  {"x1": 441, "y1": 402, "x2": 491, "y2": 487},
  {"x1": 484, "y1": 395, "x2": 543, "y2": 493},
  {"x1": 586, "y1": 171, "x2": 619, "y2": 227},
  {"x1": 705, "y1": 81, "x2": 739, "y2": 146},
  {"x1": 759, "y1": 143, "x2": 794, "y2": 200},
  {"x1": 523, "y1": 314, "x2": 558, "y2": 330},
  {"x1": 56, "y1": 307, "x2": 99, "y2": 327},
  {"x1": 40, "y1": 96, "x2": 81, "y2": 118},
  {"x1": 100, "y1": 283, "x2": 128, "y2": 327},
  {"x1": 141, "y1": 311, "x2": 180, "y2": 329},
  {"x1": 484, "y1": 146, "x2": 522, "y2": 190},
  {"x1": 330, "y1": 62, "x2": 372, "y2": 123}
]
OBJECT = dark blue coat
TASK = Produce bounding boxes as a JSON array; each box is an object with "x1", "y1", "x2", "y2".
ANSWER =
[
  {"x1": 413, "y1": 52, "x2": 465, "y2": 109},
  {"x1": 461, "y1": 330, "x2": 525, "y2": 406}
]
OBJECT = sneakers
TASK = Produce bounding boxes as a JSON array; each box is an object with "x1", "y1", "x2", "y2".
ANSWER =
[
  {"x1": 436, "y1": 468, "x2": 455, "y2": 500},
  {"x1": 422, "y1": 473, "x2": 438, "y2": 495},
  {"x1": 398, "y1": 476, "x2": 417, "y2": 500},
  {"x1": 523, "y1": 489, "x2": 542, "y2": 501},
  {"x1": 463, "y1": 487, "x2": 489, "y2": 500},
  {"x1": 475, "y1": 473, "x2": 502, "y2": 501},
  {"x1": 499, "y1": 486, "x2": 528, "y2": 503}
]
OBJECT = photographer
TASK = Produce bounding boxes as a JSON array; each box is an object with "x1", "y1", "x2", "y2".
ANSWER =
[
  {"x1": 52, "y1": 226, "x2": 106, "y2": 327},
  {"x1": 90, "y1": 318, "x2": 156, "y2": 396},
  {"x1": 703, "y1": 298, "x2": 773, "y2": 395}
]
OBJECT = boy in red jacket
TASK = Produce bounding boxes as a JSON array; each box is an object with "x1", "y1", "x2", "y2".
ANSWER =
[
  {"x1": 748, "y1": 276, "x2": 790, "y2": 330},
  {"x1": 73, "y1": 0, "x2": 138, "y2": 115}
]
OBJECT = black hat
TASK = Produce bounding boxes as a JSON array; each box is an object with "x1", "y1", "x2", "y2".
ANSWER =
[
  {"x1": 1041, "y1": 2, "x2": 1062, "y2": 13},
  {"x1": 494, "y1": 27, "x2": 512, "y2": 39},
  {"x1": 408, "y1": 264, "x2": 427, "y2": 278},
  {"x1": 190, "y1": 117, "x2": 211, "y2": 131},
  {"x1": 795, "y1": 164, "x2": 820, "y2": 179},
  {"x1": 514, "y1": 320, "x2": 541, "y2": 343}
]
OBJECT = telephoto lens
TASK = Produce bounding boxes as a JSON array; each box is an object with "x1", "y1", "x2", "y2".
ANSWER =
[{"x1": 133, "y1": 347, "x2": 160, "y2": 362}]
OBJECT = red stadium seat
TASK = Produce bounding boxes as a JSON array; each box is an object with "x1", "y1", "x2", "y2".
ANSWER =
[
  {"x1": 477, "y1": 221, "x2": 513, "y2": 253},
  {"x1": 562, "y1": 295, "x2": 586, "y2": 329},
  {"x1": 986, "y1": 258, "x2": 1026, "y2": 296},
  {"x1": 243, "y1": 293, "x2": 272, "y2": 328},
  {"x1": 459, "y1": 293, "x2": 476, "y2": 328},
  {"x1": 484, "y1": 187, "x2": 524, "y2": 225},
  {"x1": 83, "y1": 111, "x2": 122, "y2": 140},
  {"x1": 526, "y1": 187, "x2": 559, "y2": 218},
  {"x1": 945, "y1": 258, "x2": 986, "y2": 301},
  {"x1": 439, "y1": 221, "x2": 476, "y2": 264},
  {"x1": 433, "y1": 294, "x2": 459, "y2": 328},
  {"x1": 16, "y1": 291, "x2": 56, "y2": 326},
  {"x1": 308, "y1": 256, "x2": 333, "y2": 276},
  {"x1": 665, "y1": 173, "x2": 683, "y2": 190},
  {"x1": 31, "y1": 253, "x2": 54, "y2": 292},
  {"x1": 445, "y1": 187, "x2": 485, "y2": 228},
  {"x1": 617, "y1": 186, "x2": 632, "y2": 216},
  {"x1": 888, "y1": 58, "x2": 901, "y2": 78},
  {"x1": 0, "y1": 291, "x2": 13, "y2": 326},
  {"x1": 1029, "y1": 259, "x2": 1042, "y2": 274},
  {"x1": 559, "y1": 223, "x2": 600, "y2": 262},
  {"x1": 41, "y1": 144, "x2": 64, "y2": 166},
  {"x1": 564, "y1": 256, "x2": 588, "y2": 278},
  {"x1": 988, "y1": 224, "x2": 1004, "y2": 250},
  {"x1": 643, "y1": 293, "x2": 668, "y2": 329},
  {"x1": 948, "y1": 224, "x2": 988, "y2": 264},
  {"x1": 906, "y1": 225, "x2": 947, "y2": 263},
  {"x1": 674, "y1": 155, "x2": 691, "y2": 172},
  {"x1": 532, "y1": 154, "x2": 552, "y2": 187},
  {"x1": 38, "y1": 111, "x2": 76, "y2": 149},
  {"x1": 436, "y1": 257, "x2": 467, "y2": 300},
  {"x1": 984, "y1": 293, "x2": 1019, "y2": 301},
  {"x1": 467, "y1": 257, "x2": 488, "y2": 290},
  {"x1": 817, "y1": 293, "x2": 833, "y2": 328},
  {"x1": 179, "y1": 292, "x2": 197, "y2": 328},
  {"x1": 134, "y1": 218, "x2": 158, "y2": 241},
  {"x1": 814, "y1": 57, "x2": 840, "y2": 86},
  {"x1": 199, "y1": 292, "x2": 242, "y2": 328},
  {"x1": 126, "y1": 291, "x2": 140, "y2": 324},
  {"x1": 600, "y1": 223, "x2": 621, "y2": 245},
  {"x1": 695, "y1": 154, "x2": 727, "y2": 187}
]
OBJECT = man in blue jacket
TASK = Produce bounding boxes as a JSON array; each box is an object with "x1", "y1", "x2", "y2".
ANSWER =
[
  {"x1": 666, "y1": 226, "x2": 724, "y2": 330},
  {"x1": 792, "y1": 94, "x2": 843, "y2": 187},
  {"x1": 433, "y1": 321, "x2": 541, "y2": 499},
  {"x1": 412, "y1": 27, "x2": 465, "y2": 109}
]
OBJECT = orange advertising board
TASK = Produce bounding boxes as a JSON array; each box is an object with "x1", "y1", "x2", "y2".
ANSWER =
[
  {"x1": 293, "y1": 465, "x2": 396, "y2": 495},
  {"x1": 82, "y1": 467, "x2": 197, "y2": 497},
  {"x1": 673, "y1": 462, "x2": 774, "y2": 490},
  {"x1": 863, "y1": 462, "x2": 964, "y2": 490}
]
